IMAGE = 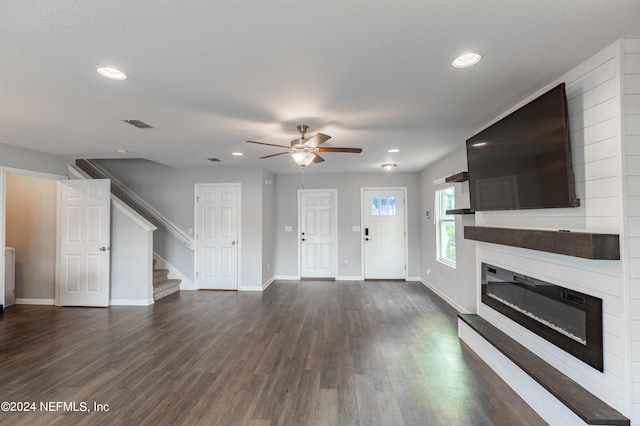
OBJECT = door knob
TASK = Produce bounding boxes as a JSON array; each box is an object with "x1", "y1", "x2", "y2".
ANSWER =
[
  {"x1": 99, "y1": 246, "x2": 110, "y2": 251},
  {"x1": 231, "y1": 241, "x2": 237, "y2": 245}
]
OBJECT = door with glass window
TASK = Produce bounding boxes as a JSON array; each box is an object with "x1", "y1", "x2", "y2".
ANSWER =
[{"x1": 362, "y1": 188, "x2": 406, "y2": 279}]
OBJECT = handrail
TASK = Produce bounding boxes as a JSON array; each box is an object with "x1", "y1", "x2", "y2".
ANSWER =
[{"x1": 75, "y1": 159, "x2": 195, "y2": 250}]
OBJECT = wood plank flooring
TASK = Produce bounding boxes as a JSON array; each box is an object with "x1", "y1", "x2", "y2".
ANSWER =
[{"x1": 0, "y1": 281, "x2": 545, "y2": 426}]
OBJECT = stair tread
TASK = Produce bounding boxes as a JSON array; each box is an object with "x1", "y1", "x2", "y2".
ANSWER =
[
  {"x1": 153, "y1": 278, "x2": 181, "y2": 289},
  {"x1": 153, "y1": 269, "x2": 170, "y2": 276}
]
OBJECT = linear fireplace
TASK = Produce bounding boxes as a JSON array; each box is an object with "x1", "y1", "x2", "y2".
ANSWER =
[{"x1": 481, "y1": 263, "x2": 603, "y2": 371}]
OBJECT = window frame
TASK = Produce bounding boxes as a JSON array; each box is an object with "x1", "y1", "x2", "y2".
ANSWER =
[{"x1": 435, "y1": 184, "x2": 456, "y2": 268}]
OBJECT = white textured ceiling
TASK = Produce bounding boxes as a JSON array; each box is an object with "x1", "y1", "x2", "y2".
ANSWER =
[{"x1": 1, "y1": 0, "x2": 639, "y2": 174}]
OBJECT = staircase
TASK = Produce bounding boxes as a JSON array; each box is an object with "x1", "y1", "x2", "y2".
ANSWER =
[{"x1": 153, "y1": 260, "x2": 181, "y2": 301}]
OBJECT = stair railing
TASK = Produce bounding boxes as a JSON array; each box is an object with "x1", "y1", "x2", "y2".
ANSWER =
[{"x1": 75, "y1": 159, "x2": 195, "y2": 250}]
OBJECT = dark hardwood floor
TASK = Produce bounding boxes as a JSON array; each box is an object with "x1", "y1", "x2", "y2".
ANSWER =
[{"x1": 0, "y1": 281, "x2": 545, "y2": 426}]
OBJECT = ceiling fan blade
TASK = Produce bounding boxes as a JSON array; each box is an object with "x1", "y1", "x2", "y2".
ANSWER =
[
  {"x1": 247, "y1": 140, "x2": 292, "y2": 149},
  {"x1": 318, "y1": 147, "x2": 362, "y2": 153},
  {"x1": 259, "y1": 151, "x2": 290, "y2": 159},
  {"x1": 304, "y1": 133, "x2": 331, "y2": 147},
  {"x1": 313, "y1": 154, "x2": 325, "y2": 163}
]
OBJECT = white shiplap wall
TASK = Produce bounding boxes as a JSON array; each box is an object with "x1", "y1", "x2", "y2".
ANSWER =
[
  {"x1": 473, "y1": 41, "x2": 631, "y2": 416},
  {"x1": 625, "y1": 37, "x2": 640, "y2": 424}
]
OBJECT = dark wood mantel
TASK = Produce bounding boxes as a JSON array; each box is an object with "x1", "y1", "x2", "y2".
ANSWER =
[{"x1": 464, "y1": 226, "x2": 620, "y2": 260}]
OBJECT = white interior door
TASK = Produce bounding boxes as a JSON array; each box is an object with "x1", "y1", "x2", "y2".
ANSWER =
[
  {"x1": 58, "y1": 179, "x2": 111, "y2": 307},
  {"x1": 195, "y1": 184, "x2": 239, "y2": 290},
  {"x1": 299, "y1": 190, "x2": 337, "y2": 278},
  {"x1": 362, "y1": 188, "x2": 406, "y2": 279}
]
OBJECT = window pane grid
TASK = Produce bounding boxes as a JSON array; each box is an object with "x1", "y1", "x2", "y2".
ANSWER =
[{"x1": 436, "y1": 185, "x2": 456, "y2": 267}]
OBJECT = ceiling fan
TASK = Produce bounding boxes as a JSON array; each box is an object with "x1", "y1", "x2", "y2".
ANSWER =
[{"x1": 246, "y1": 125, "x2": 363, "y2": 167}]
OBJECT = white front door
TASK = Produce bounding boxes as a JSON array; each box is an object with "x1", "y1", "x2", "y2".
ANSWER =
[
  {"x1": 58, "y1": 179, "x2": 111, "y2": 307},
  {"x1": 299, "y1": 189, "x2": 337, "y2": 278},
  {"x1": 195, "y1": 184, "x2": 239, "y2": 290},
  {"x1": 362, "y1": 188, "x2": 406, "y2": 279}
]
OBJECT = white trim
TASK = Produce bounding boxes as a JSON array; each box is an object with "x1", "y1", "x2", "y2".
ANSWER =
[
  {"x1": 15, "y1": 298, "x2": 54, "y2": 305},
  {"x1": 406, "y1": 276, "x2": 421, "y2": 282},
  {"x1": 238, "y1": 285, "x2": 263, "y2": 292},
  {"x1": 274, "y1": 275, "x2": 301, "y2": 281},
  {"x1": 194, "y1": 183, "x2": 241, "y2": 290},
  {"x1": 336, "y1": 276, "x2": 363, "y2": 281},
  {"x1": 297, "y1": 189, "x2": 338, "y2": 279},
  {"x1": 153, "y1": 252, "x2": 194, "y2": 290},
  {"x1": 109, "y1": 298, "x2": 154, "y2": 306},
  {"x1": 360, "y1": 187, "x2": 409, "y2": 280},
  {"x1": 263, "y1": 276, "x2": 275, "y2": 290},
  {"x1": 67, "y1": 164, "x2": 90, "y2": 179},
  {"x1": 111, "y1": 197, "x2": 157, "y2": 232},
  {"x1": 420, "y1": 279, "x2": 467, "y2": 313}
]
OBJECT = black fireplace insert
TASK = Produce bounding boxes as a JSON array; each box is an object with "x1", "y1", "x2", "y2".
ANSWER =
[{"x1": 481, "y1": 263, "x2": 603, "y2": 371}]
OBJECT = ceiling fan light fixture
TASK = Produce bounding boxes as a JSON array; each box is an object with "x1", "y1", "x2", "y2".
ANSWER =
[
  {"x1": 381, "y1": 163, "x2": 397, "y2": 171},
  {"x1": 291, "y1": 151, "x2": 316, "y2": 167}
]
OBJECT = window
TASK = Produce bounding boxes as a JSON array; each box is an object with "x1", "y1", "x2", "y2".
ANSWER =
[
  {"x1": 371, "y1": 196, "x2": 397, "y2": 216},
  {"x1": 436, "y1": 185, "x2": 456, "y2": 267}
]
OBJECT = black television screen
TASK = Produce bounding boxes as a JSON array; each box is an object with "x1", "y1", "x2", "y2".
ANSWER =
[{"x1": 466, "y1": 83, "x2": 580, "y2": 212}]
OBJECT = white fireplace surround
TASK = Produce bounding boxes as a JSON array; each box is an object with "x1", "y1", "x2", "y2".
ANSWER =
[{"x1": 460, "y1": 37, "x2": 640, "y2": 424}]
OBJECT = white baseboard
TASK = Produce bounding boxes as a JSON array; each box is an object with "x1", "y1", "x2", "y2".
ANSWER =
[
  {"x1": 15, "y1": 298, "x2": 54, "y2": 305},
  {"x1": 110, "y1": 298, "x2": 154, "y2": 306},
  {"x1": 263, "y1": 276, "x2": 275, "y2": 290},
  {"x1": 273, "y1": 275, "x2": 300, "y2": 281},
  {"x1": 335, "y1": 276, "x2": 363, "y2": 281},
  {"x1": 406, "y1": 276, "x2": 421, "y2": 282},
  {"x1": 419, "y1": 278, "x2": 467, "y2": 313},
  {"x1": 238, "y1": 286, "x2": 264, "y2": 292},
  {"x1": 153, "y1": 252, "x2": 195, "y2": 290}
]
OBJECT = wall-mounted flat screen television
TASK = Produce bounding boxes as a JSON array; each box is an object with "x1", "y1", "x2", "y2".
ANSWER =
[{"x1": 466, "y1": 83, "x2": 580, "y2": 212}]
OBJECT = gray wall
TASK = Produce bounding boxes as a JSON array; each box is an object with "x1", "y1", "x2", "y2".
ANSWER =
[
  {"x1": 0, "y1": 142, "x2": 71, "y2": 176},
  {"x1": 5, "y1": 173, "x2": 58, "y2": 300},
  {"x1": 110, "y1": 203, "x2": 153, "y2": 303},
  {"x1": 419, "y1": 147, "x2": 477, "y2": 312},
  {"x1": 273, "y1": 172, "x2": 421, "y2": 278},
  {"x1": 262, "y1": 168, "x2": 276, "y2": 284},
  {"x1": 95, "y1": 159, "x2": 270, "y2": 288}
]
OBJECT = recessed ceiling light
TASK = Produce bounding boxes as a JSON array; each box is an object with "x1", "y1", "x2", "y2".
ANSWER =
[
  {"x1": 97, "y1": 67, "x2": 127, "y2": 80},
  {"x1": 381, "y1": 163, "x2": 397, "y2": 171},
  {"x1": 115, "y1": 148, "x2": 128, "y2": 154},
  {"x1": 452, "y1": 53, "x2": 482, "y2": 68},
  {"x1": 232, "y1": 152, "x2": 244, "y2": 156},
  {"x1": 388, "y1": 148, "x2": 400, "y2": 153}
]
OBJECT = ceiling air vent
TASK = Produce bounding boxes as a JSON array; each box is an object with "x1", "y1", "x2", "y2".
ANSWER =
[
  {"x1": 208, "y1": 158, "x2": 221, "y2": 162},
  {"x1": 122, "y1": 119, "x2": 153, "y2": 129}
]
